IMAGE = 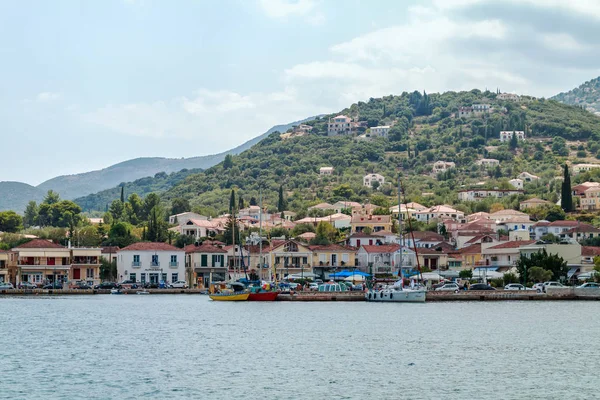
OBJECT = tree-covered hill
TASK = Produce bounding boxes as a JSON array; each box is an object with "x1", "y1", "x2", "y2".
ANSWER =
[
  {"x1": 552, "y1": 77, "x2": 600, "y2": 115},
  {"x1": 73, "y1": 89, "x2": 600, "y2": 217},
  {"x1": 157, "y1": 89, "x2": 600, "y2": 216},
  {"x1": 0, "y1": 182, "x2": 45, "y2": 214}
]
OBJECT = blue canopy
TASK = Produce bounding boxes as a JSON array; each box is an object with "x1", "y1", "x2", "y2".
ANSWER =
[{"x1": 329, "y1": 270, "x2": 371, "y2": 278}]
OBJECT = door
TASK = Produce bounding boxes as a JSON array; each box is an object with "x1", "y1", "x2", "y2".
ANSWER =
[{"x1": 73, "y1": 268, "x2": 81, "y2": 280}]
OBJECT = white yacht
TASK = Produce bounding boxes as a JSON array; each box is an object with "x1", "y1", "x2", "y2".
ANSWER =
[{"x1": 365, "y1": 281, "x2": 426, "y2": 303}]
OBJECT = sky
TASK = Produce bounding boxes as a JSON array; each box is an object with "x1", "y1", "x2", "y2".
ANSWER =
[{"x1": 1, "y1": 0, "x2": 600, "y2": 185}]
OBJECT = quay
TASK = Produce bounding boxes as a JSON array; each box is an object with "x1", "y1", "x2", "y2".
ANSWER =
[{"x1": 0, "y1": 288, "x2": 207, "y2": 295}]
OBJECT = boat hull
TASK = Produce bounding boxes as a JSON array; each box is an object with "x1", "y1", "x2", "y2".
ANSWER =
[
  {"x1": 209, "y1": 293, "x2": 249, "y2": 301},
  {"x1": 365, "y1": 289, "x2": 426, "y2": 303},
  {"x1": 248, "y1": 292, "x2": 279, "y2": 301}
]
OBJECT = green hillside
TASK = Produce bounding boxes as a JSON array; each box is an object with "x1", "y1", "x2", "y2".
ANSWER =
[
  {"x1": 0, "y1": 182, "x2": 45, "y2": 214},
  {"x1": 72, "y1": 89, "x2": 600, "y2": 217},
  {"x1": 159, "y1": 90, "x2": 600, "y2": 216},
  {"x1": 552, "y1": 77, "x2": 600, "y2": 115}
]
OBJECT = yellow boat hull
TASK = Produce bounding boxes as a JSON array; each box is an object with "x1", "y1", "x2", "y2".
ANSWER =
[{"x1": 209, "y1": 293, "x2": 249, "y2": 301}]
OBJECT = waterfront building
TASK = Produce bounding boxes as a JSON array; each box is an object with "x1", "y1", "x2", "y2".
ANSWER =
[
  {"x1": 0, "y1": 250, "x2": 17, "y2": 284},
  {"x1": 269, "y1": 240, "x2": 313, "y2": 280},
  {"x1": 184, "y1": 242, "x2": 228, "y2": 289},
  {"x1": 116, "y1": 242, "x2": 185, "y2": 285},
  {"x1": 309, "y1": 244, "x2": 357, "y2": 277}
]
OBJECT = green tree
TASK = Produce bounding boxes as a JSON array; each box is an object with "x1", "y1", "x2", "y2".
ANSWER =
[
  {"x1": 291, "y1": 223, "x2": 315, "y2": 236},
  {"x1": 561, "y1": 164, "x2": 573, "y2": 212},
  {"x1": 249, "y1": 197, "x2": 258, "y2": 206},
  {"x1": 142, "y1": 193, "x2": 161, "y2": 220},
  {"x1": 310, "y1": 221, "x2": 337, "y2": 245},
  {"x1": 23, "y1": 201, "x2": 38, "y2": 228},
  {"x1": 333, "y1": 184, "x2": 353, "y2": 199},
  {"x1": 277, "y1": 185, "x2": 287, "y2": 212},
  {"x1": 128, "y1": 193, "x2": 144, "y2": 224},
  {"x1": 171, "y1": 197, "x2": 191, "y2": 216},
  {"x1": 104, "y1": 222, "x2": 136, "y2": 247},
  {"x1": 238, "y1": 196, "x2": 245, "y2": 210},
  {"x1": 502, "y1": 272, "x2": 519, "y2": 285},
  {"x1": 43, "y1": 190, "x2": 60, "y2": 205},
  {"x1": 146, "y1": 205, "x2": 168, "y2": 242},
  {"x1": 516, "y1": 250, "x2": 568, "y2": 282},
  {"x1": 229, "y1": 189, "x2": 236, "y2": 214},
  {"x1": 223, "y1": 154, "x2": 234, "y2": 169},
  {"x1": 109, "y1": 199, "x2": 125, "y2": 221},
  {"x1": 120, "y1": 186, "x2": 125, "y2": 203},
  {"x1": 222, "y1": 214, "x2": 237, "y2": 245},
  {"x1": 509, "y1": 131, "x2": 518, "y2": 150},
  {"x1": 459, "y1": 269, "x2": 472, "y2": 279},
  {"x1": 99, "y1": 259, "x2": 117, "y2": 281},
  {"x1": 0, "y1": 211, "x2": 23, "y2": 233},
  {"x1": 526, "y1": 266, "x2": 553, "y2": 283}
]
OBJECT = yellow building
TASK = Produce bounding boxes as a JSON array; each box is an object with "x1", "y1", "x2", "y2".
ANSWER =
[
  {"x1": 350, "y1": 214, "x2": 393, "y2": 234},
  {"x1": 269, "y1": 240, "x2": 313, "y2": 280},
  {"x1": 70, "y1": 247, "x2": 102, "y2": 286},
  {"x1": 0, "y1": 250, "x2": 17, "y2": 284}
]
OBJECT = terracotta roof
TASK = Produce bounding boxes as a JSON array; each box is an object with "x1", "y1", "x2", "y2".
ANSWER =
[
  {"x1": 184, "y1": 243, "x2": 227, "y2": 254},
  {"x1": 351, "y1": 215, "x2": 391, "y2": 223},
  {"x1": 349, "y1": 232, "x2": 379, "y2": 238},
  {"x1": 582, "y1": 246, "x2": 600, "y2": 257},
  {"x1": 14, "y1": 239, "x2": 65, "y2": 249},
  {"x1": 404, "y1": 231, "x2": 444, "y2": 241},
  {"x1": 520, "y1": 198, "x2": 551, "y2": 204},
  {"x1": 490, "y1": 209, "x2": 528, "y2": 217},
  {"x1": 548, "y1": 220, "x2": 581, "y2": 227},
  {"x1": 296, "y1": 232, "x2": 316, "y2": 239},
  {"x1": 119, "y1": 242, "x2": 180, "y2": 252},
  {"x1": 416, "y1": 242, "x2": 455, "y2": 255},
  {"x1": 533, "y1": 221, "x2": 550, "y2": 227},
  {"x1": 464, "y1": 235, "x2": 496, "y2": 245},
  {"x1": 372, "y1": 230, "x2": 395, "y2": 236},
  {"x1": 564, "y1": 224, "x2": 600, "y2": 233},
  {"x1": 101, "y1": 246, "x2": 120, "y2": 254},
  {"x1": 459, "y1": 243, "x2": 482, "y2": 254},
  {"x1": 487, "y1": 240, "x2": 535, "y2": 250},
  {"x1": 361, "y1": 244, "x2": 400, "y2": 254},
  {"x1": 308, "y1": 244, "x2": 354, "y2": 252}
]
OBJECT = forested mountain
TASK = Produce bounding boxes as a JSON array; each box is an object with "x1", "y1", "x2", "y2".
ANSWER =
[
  {"x1": 152, "y1": 90, "x2": 600, "y2": 216},
  {"x1": 552, "y1": 77, "x2": 600, "y2": 115},
  {"x1": 1, "y1": 117, "x2": 316, "y2": 212}
]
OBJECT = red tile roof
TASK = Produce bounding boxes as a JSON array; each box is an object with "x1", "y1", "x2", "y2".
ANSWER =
[
  {"x1": 548, "y1": 220, "x2": 581, "y2": 227},
  {"x1": 351, "y1": 215, "x2": 391, "y2": 223},
  {"x1": 14, "y1": 239, "x2": 65, "y2": 249},
  {"x1": 101, "y1": 246, "x2": 120, "y2": 254},
  {"x1": 308, "y1": 244, "x2": 354, "y2": 252},
  {"x1": 119, "y1": 242, "x2": 180, "y2": 252},
  {"x1": 565, "y1": 224, "x2": 600, "y2": 233},
  {"x1": 487, "y1": 240, "x2": 535, "y2": 250},
  {"x1": 361, "y1": 244, "x2": 400, "y2": 254},
  {"x1": 349, "y1": 232, "x2": 379, "y2": 238},
  {"x1": 416, "y1": 242, "x2": 455, "y2": 255},
  {"x1": 459, "y1": 243, "x2": 482, "y2": 254},
  {"x1": 582, "y1": 246, "x2": 600, "y2": 257},
  {"x1": 184, "y1": 243, "x2": 227, "y2": 254},
  {"x1": 405, "y1": 231, "x2": 444, "y2": 241}
]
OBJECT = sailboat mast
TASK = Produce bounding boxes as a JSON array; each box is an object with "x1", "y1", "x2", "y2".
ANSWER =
[
  {"x1": 259, "y1": 189, "x2": 263, "y2": 281},
  {"x1": 397, "y1": 176, "x2": 403, "y2": 278}
]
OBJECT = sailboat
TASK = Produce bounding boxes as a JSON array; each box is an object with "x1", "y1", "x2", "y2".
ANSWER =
[{"x1": 365, "y1": 177, "x2": 426, "y2": 303}]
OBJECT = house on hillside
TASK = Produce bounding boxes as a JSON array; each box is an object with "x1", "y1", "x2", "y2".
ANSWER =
[
  {"x1": 370, "y1": 126, "x2": 390, "y2": 137},
  {"x1": 319, "y1": 167, "x2": 334, "y2": 175},
  {"x1": 572, "y1": 164, "x2": 600, "y2": 174},
  {"x1": 414, "y1": 205, "x2": 465, "y2": 223},
  {"x1": 518, "y1": 172, "x2": 539, "y2": 181},
  {"x1": 581, "y1": 186, "x2": 600, "y2": 211},
  {"x1": 432, "y1": 161, "x2": 455, "y2": 175},
  {"x1": 499, "y1": 131, "x2": 525, "y2": 142},
  {"x1": 509, "y1": 178, "x2": 523, "y2": 189},
  {"x1": 497, "y1": 93, "x2": 520, "y2": 101},
  {"x1": 327, "y1": 115, "x2": 353, "y2": 136},
  {"x1": 519, "y1": 198, "x2": 551, "y2": 210},
  {"x1": 476, "y1": 158, "x2": 500, "y2": 167},
  {"x1": 350, "y1": 214, "x2": 392, "y2": 233},
  {"x1": 363, "y1": 173, "x2": 385, "y2": 188},
  {"x1": 169, "y1": 212, "x2": 207, "y2": 225},
  {"x1": 458, "y1": 189, "x2": 523, "y2": 202}
]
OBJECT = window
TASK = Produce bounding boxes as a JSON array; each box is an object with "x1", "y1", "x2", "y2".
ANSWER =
[
  {"x1": 331, "y1": 254, "x2": 337, "y2": 265},
  {"x1": 161, "y1": 273, "x2": 167, "y2": 282},
  {"x1": 133, "y1": 255, "x2": 140, "y2": 262},
  {"x1": 86, "y1": 268, "x2": 94, "y2": 278},
  {"x1": 342, "y1": 253, "x2": 349, "y2": 263},
  {"x1": 172, "y1": 273, "x2": 178, "y2": 282},
  {"x1": 201, "y1": 254, "x2": 208, "y2": 267},
  {"x1": 302, "y1": 257, "x2": 308, "y2": 265},
  {"x1": 151, "y1": 255, "x2": 159, "y2": 266},
  {"x1": 130, "y1": 273, "x2": 137, "y2": 282},
  {"x1": 170, "y1": 255, "x2": 177, "y2": 262},
  {"x1": 140, "y1": 273, "x2": 145, "y2": 283}
]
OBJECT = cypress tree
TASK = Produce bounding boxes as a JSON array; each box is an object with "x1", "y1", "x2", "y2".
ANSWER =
[
  {"x1": 238, "y1": 196, "x2": 244, "y2": 210},
  {"x1": 277, "y1": 185, "x2": 286, "y2": 212},
  {"x1": 229, "y1": 189, "x2": 236, "y2": 214},
  {"x1": 509, "y1": 131, "x2": 518, "y2": 150},
  {"x1": 561, "y1": 164, "x2": 573, "y2": 212},
  {"x1": 120, "y1": 186, "x2": 125, "y2": 203}
]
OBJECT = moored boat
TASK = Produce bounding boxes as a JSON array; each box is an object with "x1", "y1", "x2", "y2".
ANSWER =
[
  {"x1": 248, "y1": 291, "x2": 279, "y2": 301},
  {"x1": 209, "y1": 292, "x2": 250, "y2": 301},
  {"x1": 110, "y1": 289, "x2": 123, "y2": 295},
  {"x1": 365, "y1": 282, "x2": 426, "y2": 303}
]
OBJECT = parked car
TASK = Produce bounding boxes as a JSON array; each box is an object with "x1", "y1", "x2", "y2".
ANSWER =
[
  {"x1": 170, "y1": 280, "x2": 188, "y2": 289},
  {"x1": 143, "y1": 282, "x2": 159, "y2": 289},
  {"x1": 74, "y1": 283, "x2": 92, "y2": 290},
  {"x1": 435, "y1": 283, "x2": 460, "y2": 292},
  {"x1": 469, "y1": 283, "x2": 495, "y2": 291},
  {"x1": 532, "y1": 283, "x2": 545, "y2": 293},
  {"x1": 308, "y1": 282, "x2": 319, "y2": 291},
  {"x1": 119, "y1": 280, "x2": 138, "y2": 289},
  {"x1": 431, "y1": 280, "x2": 450, "y2": 290},
  {"x1": 542, "y1": 281, "x2": 566, "y2": 292},
  {"x1": 504, "y1": 283, "x2": 526, "y2": 291},
  {"x1": 0, "y1": 282, "x2": 15, "y2": 290},
  {"x1": 94, "y1": 282, "x2": 119, "y2": 290},
  {"x1": 42, "y1": 283, "x2": 63, "y2": 289},
  {"x1": 18, "y1": 282, "x2": 38, "y2": 289},
  {"x1": 577, "y1": 282, "x2": 600, "y2": 289}
]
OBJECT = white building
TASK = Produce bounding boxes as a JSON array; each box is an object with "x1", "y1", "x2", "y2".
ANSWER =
[
  {"x1": 327, "y1": 115, "x2": 353, "y2": 136},
  {"x1": 476, "y1": 158, "x2": 500, "y2": 167},
  {"x1": 508, "y1": 178, "x2": 523, "y2": 189},
  {"x1": 169, "y1": 212, "x2": 207, "y2": 225},
  {"x1": 414, "y1": 205, "x2": 465, "y2": 223},
  {"x1": 499, "y1": 131, "x2": 525, "y2": 142},
  {"x1": 370, "y1": 126, "x2": 390, "y2": 137},
  {"x1": 432, "y1": 161, "x2": 456, "y2": 175},
  {"x1": 458, "y1": 189, "x2": 523, "y2": 202},
  {"x1": 117, "y1": 242, "x2": 185, "y2": 285},
  {"x1": 572, "y1": 163, "x2": 600, "y2": 174},
  {"x1": 364, "y1": 173, "x2": 385, "y2": 188},
  {"x1": 497, "y1": 93, "x2": 520, "y2": 102},
  {"x1": 473, "y1": 104, "x2": 491, "y2": 113},
  {"x1": 518, "y1": 172, "x2": 539, "y2": 181},
  {"x1": 319, "y1": 167, "x2": 334, "y2": 175}
]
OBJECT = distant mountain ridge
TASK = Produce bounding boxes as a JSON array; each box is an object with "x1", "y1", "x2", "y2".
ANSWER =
[
  {"x1": 0, "y1": 116, "x2": 317, "y2": 213},
  {"x1": 552, "y1": 77, "x2": 600, "y2": 115}
]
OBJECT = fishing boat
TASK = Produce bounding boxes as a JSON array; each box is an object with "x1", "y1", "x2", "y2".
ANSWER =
[
  {"x1": 247, "y1": 284, "x2": 279, "y2": 301},
  {"x1": 209, "y1": 282, "x2": 249, "y2": 301},
  {"x1": 365, "y1": 176, "x2": 427, "y2": 303},
  {"x1": 110, "y1": 288, "x2": 123, "y2": 295},
  {"x1": 137, "y1": 290, "x2": 150, "y2": 295}
]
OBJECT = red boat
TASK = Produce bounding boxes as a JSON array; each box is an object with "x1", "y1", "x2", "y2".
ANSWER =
[{"x1": 248, "y1": 291, "x2": 279, "y2": 301}]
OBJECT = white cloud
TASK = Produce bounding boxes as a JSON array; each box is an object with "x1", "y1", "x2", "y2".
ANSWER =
[
  {"x1": 258, "y1": 0, "x2": 324, "y2": 24},
  {"x1": 540, "y1": 33, "x2": 589, "y2": 51},
  {"x1": 36, "y1": 92, "x2": 61, "y2": 102}
]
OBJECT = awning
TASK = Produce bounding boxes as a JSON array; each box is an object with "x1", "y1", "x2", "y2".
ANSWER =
[
  {"x1": 567, "y1": 267, "x2": 580, "y2": 279},
  {"x1": 474, "y1": 266, "x2": 498, "y2": 271}
]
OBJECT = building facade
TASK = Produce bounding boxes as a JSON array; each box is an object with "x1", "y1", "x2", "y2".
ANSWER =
[{"x1": 117, "y1": 242, "x2": 185, "y2": 285}]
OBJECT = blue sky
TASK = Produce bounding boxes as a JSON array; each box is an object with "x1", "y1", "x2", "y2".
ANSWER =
[{"x1": 1, "y1": 0, "x2": 599, "y2": 185}]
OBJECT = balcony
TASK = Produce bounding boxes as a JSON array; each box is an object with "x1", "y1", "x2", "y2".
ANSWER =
[
  {"x1": 169, "y1": 261, "x2": 179, "y2": 268},
  {"x1": 131, "y1": 261, "x2": 141, "y2": 268},
  {"x1": 193, "y1": 262, "x2": 226, "y2": 269},
  {"x1": 150, "y1": 262, "x2": 160, "y2": 267}
]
